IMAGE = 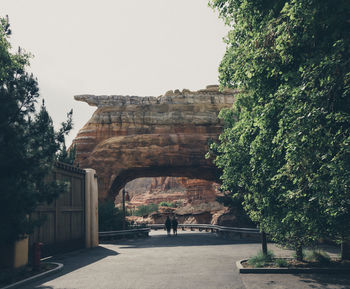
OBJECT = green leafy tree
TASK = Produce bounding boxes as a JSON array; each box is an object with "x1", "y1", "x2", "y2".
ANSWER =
[
  {"x1": 0, "y1": 16, "x2": 73, "y2": 246},
  {"x1": 98, "y1": 200, "x2": 128, "y2": 231},
  {"x1": 209, "y1": 0, "x2": 350, "y2": 259}
]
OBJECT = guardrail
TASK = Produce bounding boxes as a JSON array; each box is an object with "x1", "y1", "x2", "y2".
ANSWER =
[
  {"x1": 149, "y1": 223, "x2": 260, "y2": 239},
  {"x1": 99, "y1": 224, "x2": 260, "y2": 241},
  {"x1": 99, "y1": 228, "x2": 150, "y2": 240}
]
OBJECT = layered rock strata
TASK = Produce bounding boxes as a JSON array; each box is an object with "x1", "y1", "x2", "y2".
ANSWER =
[
  {"x1": 73, "y1": 85, "x2": 236, "y2": 200},
  {"x1": 124, "y1": 176, "x2": 226, "y2": 224}
]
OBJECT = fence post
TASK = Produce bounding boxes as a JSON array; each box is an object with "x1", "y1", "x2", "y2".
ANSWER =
[{"x1": 85, "y1": 169, "x2": 99, "y2": 248}]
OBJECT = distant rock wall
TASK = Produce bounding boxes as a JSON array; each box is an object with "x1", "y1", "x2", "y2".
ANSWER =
[
  {"x1": 73, "y1": 85, "x2": 236, "y2": 200},
  {"x1": 124, "y1": 177, "x2": 221, "y2": 207},
  {"x1": 123, "y1": 176, "x2": 226, "y2": 225}
]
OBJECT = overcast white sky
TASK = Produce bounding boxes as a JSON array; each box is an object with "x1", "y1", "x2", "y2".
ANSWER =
[{"x1": 2, "y1": 0, "x2": 228, "y2": 146}]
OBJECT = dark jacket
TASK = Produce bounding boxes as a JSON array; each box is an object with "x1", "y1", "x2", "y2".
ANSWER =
[
  {"x1": 171, "y1": 218, "x2": 178, "y2": 229},
  {"x1": 165, "y1": 217, "x2": 171, "y2": 229}
]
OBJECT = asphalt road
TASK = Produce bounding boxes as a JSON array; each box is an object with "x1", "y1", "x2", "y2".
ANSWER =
[{"x1": 20, "y1": 230, "x2": 350, "y2": 289}]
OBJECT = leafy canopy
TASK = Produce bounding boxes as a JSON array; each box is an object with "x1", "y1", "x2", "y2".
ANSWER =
[{"x1": 209, "y1": 0, "x2": 350, "y2": 253}]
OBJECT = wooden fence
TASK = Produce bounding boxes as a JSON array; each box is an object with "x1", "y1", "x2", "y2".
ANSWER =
[{"x1": 29, "y1": 162, "x2": 86, "y2": 258}]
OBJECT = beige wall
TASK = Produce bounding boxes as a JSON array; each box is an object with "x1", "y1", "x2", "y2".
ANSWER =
[
  {"x1": 0, "y1": 237, "x2": 28, "y2": 269},
  {"x1": 14, "y1": 237, "x2": 28, "y2": 268},
  {"x1": 1, "y1": 168, "x2": 98, "y2": 269}
]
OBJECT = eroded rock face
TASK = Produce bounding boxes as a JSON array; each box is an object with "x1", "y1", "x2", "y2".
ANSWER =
[
  {"x1": 124, "y1": 176, "x2": 226, "y2": 224},
  {"x1": 73, "y1": 85, "x2": 236, "y2": 200}
]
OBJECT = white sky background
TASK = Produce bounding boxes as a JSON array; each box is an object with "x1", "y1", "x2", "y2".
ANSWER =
[{"x1": 1, "y1": 0, "x2": 228, "y2": 146}]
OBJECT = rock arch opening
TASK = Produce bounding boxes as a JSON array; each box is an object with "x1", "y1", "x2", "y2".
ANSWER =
[
  {"x1": 72, "y1": 85, "x2": 237, "y2": 201},
  {"x1": 108, "y1": 166, "x2": 220, "y2": 200},
  {"x1": 118, "y1": 176, "x2": 225, "y2": 225}
]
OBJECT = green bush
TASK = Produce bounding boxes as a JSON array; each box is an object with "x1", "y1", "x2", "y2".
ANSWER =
[
  {"x1": 98, "y1": 200, "x2": 128, "y2": 231},
  {"x1": 133, "y1": 204, "x2": 158, "y2": 217},
  {"x1": 248, "y1": 250, "x2": 275, "y2": 268},
  {"x1": 305, "y1": 250, "x2": 331, "y2": 265},
  {"x1": 159, "y1": 202, "x2": 175, "y2": 208},
  {"x1": 274, "y1": 258, "x2": 288, "y2": 268}
]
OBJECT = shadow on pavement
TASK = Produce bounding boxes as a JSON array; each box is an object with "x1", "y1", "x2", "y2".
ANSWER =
[
  {"x1": 297, "y1": 273, "x2": 350, "y2": 288},
  {"x1": 23, "y1": 246, "x2": 118, "y2": 288}
]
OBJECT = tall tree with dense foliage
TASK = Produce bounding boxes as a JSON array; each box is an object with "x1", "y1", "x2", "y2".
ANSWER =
[
  {"x1": 57, "y1": 143, "x2": 76, "y2": 165},
  {"x1": 209, "y1": 0, "x2": 350, "y2": 259},
  {"x1": 0, "y1": 16, "x2": 73, "y2": 245}
]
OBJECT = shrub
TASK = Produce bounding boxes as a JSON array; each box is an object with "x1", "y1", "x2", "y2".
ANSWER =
[
  {"x1": 98, "y1": 200, "x2": 128, "y2": 231},
  {"x1": 159, "y1": 202, "x2": 175, "y2": 208},
  {"x1": 305, "y1": 250, "x2": 331, "y2": 265},
  {"x1": 133, "y1": 204, "x2": 158, "y2": 217},
  {"x1": 248, "y1": 250, "x2": 275, "y2": 268},
  {"x1": 274, "y1": 258, "x2": 288, "y2": 268}
]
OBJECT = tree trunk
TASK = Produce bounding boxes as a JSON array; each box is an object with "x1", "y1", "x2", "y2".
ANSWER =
[
  {"x1": 261, "y1": 231, "x2": 267, "y2": 255},
  {"x1": 341, "y1": 240, "x2": 350, "y2": 261},
  {"x1": 296, "y1": 244, "x2": 303, "y2": 261}
]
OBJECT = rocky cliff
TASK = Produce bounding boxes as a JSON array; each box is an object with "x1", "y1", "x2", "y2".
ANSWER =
[
  {"x1": 121, "y1": 176, "x2": 228, "y2": 224},
  {"x1": 72, "y1": 85, "x2": 237, "y2": 200}
]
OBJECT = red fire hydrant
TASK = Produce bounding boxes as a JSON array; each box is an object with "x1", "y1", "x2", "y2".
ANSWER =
[{"x1": 33, "y1": 242, "x2": 43, "y2": 271}]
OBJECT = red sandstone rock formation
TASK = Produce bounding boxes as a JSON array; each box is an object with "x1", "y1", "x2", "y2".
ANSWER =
[
  {"x1": 123, "y1": 176, "x2": 226, "y2": 224},
  {"x1": 127, "y1": 191, "x2": 186, "y2": 207},
  {"x1": 123, "y1": 176, "x2": 253, "y2": 226},
  {"x1": 72, "y1": 85, "x2": 236, "y2": 200},
  {"x1": 178, "y1": 178, "x2": 221, "y2": 204},
  {"x1": 149, "y1": 177, "x2": 185, "y2": 193}
]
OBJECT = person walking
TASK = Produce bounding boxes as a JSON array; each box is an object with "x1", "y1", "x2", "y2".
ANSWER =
[
  {"x1": 171, "y1": 216, "x2": 178, "y2": 236},
  {"x1": 165, "y1": 216, "x2": 171, "y2": 236}
]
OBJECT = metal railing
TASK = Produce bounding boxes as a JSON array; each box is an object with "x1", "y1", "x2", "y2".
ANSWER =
[
  {"x1": 99, "y1": 228, "x2": 150, "y2": 239},
  {"x1": 99, "y1": 224, "x2": 260, "y2": 240},
  {"x1": 148, "y1": 223, "x2": 259, "y2": 235}
]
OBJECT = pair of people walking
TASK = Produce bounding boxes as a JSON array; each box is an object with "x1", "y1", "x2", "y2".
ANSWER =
[{"x1": 165, "y1": 216, "x2": 178, "y2": 236}]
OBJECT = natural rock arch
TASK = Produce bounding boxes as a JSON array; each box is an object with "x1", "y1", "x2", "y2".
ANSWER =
[{"x1": 72, "y1": 85, "x2": 236, "y2": 200}]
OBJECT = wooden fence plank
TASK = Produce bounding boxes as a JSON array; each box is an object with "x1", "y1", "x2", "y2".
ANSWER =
[{"x1": 29, "y1": 162, "x2": 86, "y2": 258}]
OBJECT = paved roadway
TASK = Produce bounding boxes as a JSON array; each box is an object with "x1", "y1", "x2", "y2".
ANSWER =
[{"x1": 21, "y1": 230, "x2": 350, "y2": 289}]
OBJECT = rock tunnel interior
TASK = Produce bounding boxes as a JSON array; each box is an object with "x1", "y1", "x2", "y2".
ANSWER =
[
  {"x1": 108, "y1": 166, "x2": 254, "y2": 227},
  {"x1": 107, "y1": 165, "x2": 221, "y2": 201}
]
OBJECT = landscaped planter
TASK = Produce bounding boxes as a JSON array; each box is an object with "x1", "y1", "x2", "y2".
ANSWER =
[{"x1": 236, "y1": 259, "x2": 350, "y2": 274}]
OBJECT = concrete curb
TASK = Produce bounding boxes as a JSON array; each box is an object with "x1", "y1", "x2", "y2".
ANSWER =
[
  {"x1": 236, "y1": 259, "x2": 350, "y2": 274},
  {"x1": 0, "y1": 262, "x2": 63, "y2": 289}
]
